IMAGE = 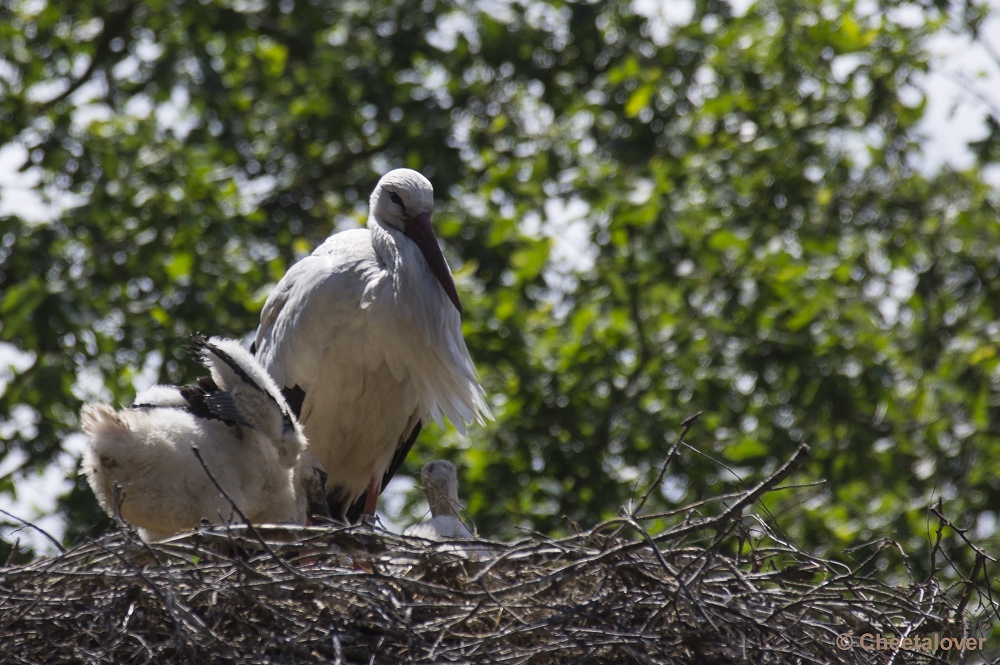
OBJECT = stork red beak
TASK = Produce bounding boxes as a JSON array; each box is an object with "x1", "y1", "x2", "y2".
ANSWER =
[{"x1": 404, "y1": 212, "x2": 463, "y2": 315}]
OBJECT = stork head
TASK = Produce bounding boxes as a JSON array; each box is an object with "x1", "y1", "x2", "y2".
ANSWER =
[
  {"x1": 370, "y1": 169, "x2": 462, "y2": 315},
  {"x1": 296, "y1": 451, "x2": 333, "y2": 524},
  {"x1": 421, "y1": 460, "x2": 462, "y2": 518}
]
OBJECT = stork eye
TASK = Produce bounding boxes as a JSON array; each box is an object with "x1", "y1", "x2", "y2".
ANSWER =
[
  {"x1": 317, "y1": 468, "x2": 327, "y2": 485},
  {"x1": 389, "y1": 191, "x2": 403, "y2": 206}
]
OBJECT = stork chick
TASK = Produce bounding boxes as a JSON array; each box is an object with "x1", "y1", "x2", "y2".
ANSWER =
[
  {"x1": 404, "y1": 460, "x2": 475, "y2": 540},
  {"x1": 81, "y1": 336, "x2": 331, "y2": 542}
]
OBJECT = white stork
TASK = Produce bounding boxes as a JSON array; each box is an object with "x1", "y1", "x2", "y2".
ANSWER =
[
  {"x1": 404, "y1": 460, "x2": 475, "y2": 540},
  {"x1": 253, "y1": 168, "x2": 490, "y2": 522},
  {"x1": 80, "y1": 336, "x2": 331, "y2": 542}
]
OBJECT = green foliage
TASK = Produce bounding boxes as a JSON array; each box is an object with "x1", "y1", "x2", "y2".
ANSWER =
[{"x1": 1, "y1": 0, "x2": 998, "y2": 581}]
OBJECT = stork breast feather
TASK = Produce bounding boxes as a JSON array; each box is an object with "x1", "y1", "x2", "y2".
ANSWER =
[
  {"x1": 360, "y1": 269, "x2": 389, "y2": 310},
  {"x1": 258, "y1": 226, "x2": 488, "y2": 431}
]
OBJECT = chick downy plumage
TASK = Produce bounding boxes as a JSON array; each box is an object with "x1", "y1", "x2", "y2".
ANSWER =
[
  {"x1": 81, "y1": 336, "x2": 331, "y2": 542},
  {"x1": 404, "y1": 460, "x2": 476, "y2": 541}
]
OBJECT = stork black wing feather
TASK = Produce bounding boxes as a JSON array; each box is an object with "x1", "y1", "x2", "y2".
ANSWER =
[
  {"x1": 197, "y1": 375, "x2": 219, "y2": 393},
  {"x1": 189, "y1": 336, "x2": 293, "y2": 430},
  {"x1": 281, "y1": 385, "x2": 306, "y2": 419},
  {"x1": 179, "y1": 384, "x2": 214, "y2": 421},
  {"x1": 382, "y1": 420, "x2": 422, "y2": 492},
  {"x1": 179, "y1": 383, "x2": 251, "y2": 428},
  {"x1": 201, "y1": 392, "x2": 253, "y2": 428}
]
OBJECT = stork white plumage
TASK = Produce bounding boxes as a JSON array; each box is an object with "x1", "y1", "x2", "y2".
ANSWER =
[{"x1": 253, "y1": 168, "x2": 490, "y2": 522}]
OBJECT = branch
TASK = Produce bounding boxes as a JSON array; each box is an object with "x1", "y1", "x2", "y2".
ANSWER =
[
  {"x1": 624, "y1": 224, "x2": 652, "y2": 371},
  {"x1": 653, "y1": 442, "x2": 810, "y2": 543},
  {"x1": 708, "y1": 442, "x2": 810, "y2": 533},
  {"x1": 928, "y1": 500, "x2": 996, "y2": 563},
  {"x1": 0, "y1": 508, "x2": 65, "y2": 554},
  {"x1": 604, "y1": 413, "x2": 701, "y2": 546},
  {"x1": 4, "y1": 538, "x2": 19, "y2": 566},
  {"x1": 632, "y1": 411, "x2": 701, "y2": 518},
  {"x1": 34, "y1": 2, "x2": 136, "y2": 112},
  {"x1": 635, "y1": 480, "x2": 825, "y2": 522}
]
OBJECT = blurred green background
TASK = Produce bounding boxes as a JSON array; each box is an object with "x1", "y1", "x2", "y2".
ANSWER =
[{"x1": 0, "y1": 0, "x2": 998, "y2": 599}]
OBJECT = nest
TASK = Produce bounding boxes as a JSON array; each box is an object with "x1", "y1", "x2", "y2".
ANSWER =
[{"x1": 1, "y1": 444, "x2": 995, "y2": 664}]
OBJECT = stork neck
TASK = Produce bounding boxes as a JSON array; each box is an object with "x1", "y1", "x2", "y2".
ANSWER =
[
  {"x1": 427, "y1": 483, "x2": 462, "y2": 518},
  {"x1": 368, "y1": 217, "x2": 401, "y2": 271}
]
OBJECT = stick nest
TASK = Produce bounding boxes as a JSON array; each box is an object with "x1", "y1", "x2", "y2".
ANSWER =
[{"x1": 1, "y1": 445, "x2": 995, "y2": 664}]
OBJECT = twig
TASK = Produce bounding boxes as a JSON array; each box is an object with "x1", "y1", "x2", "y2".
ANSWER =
[
  {"x1": 929, "y1": 501, "x2": 996, "y2": 563},
  {"x1": 0, "y1": 508, "x2": 66, "y2": 554},
  {"x1": 190, "y1": 445, "x2": 307, "y2": 579},
  {"x1": 632, "y1": 412, "x2": 702, "y2": 517},
  {"x1": 708, "y1": 443, "x2": 810, "y2": 534},
  {"x1": 332, "y1": 627, "x2": 344, "y2": 665},
  {"x1": 4, "y1": 537, "x2": 19, "y2": 566},
  {"x1": 653, "y1": 443, "x2": 810, "y2": 543},
  {"x1": 956, "y1": 552, "x2": 985, "y2": 618},
  {"x1": 93, "y1": 538, "x2": 199, "y2": 660},
  {"x1": 635, "y1": 480, "x2": 823, "y2": 522},
  {"x1": 608, "y1": 412, "x2": 702, "y2": 543}
]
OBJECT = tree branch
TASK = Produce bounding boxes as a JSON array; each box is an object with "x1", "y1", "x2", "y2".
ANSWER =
[{"x1": 35, "y1": 2, "x2": 136, "y2": 112}]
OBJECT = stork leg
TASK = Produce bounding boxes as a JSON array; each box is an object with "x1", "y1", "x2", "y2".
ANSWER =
[
  {"x1": 363, "y1": 474, "x2": 380, "y2": 516},
  {"x1": 349, "y1": 476, "x2": 382, "y2": 573}
]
